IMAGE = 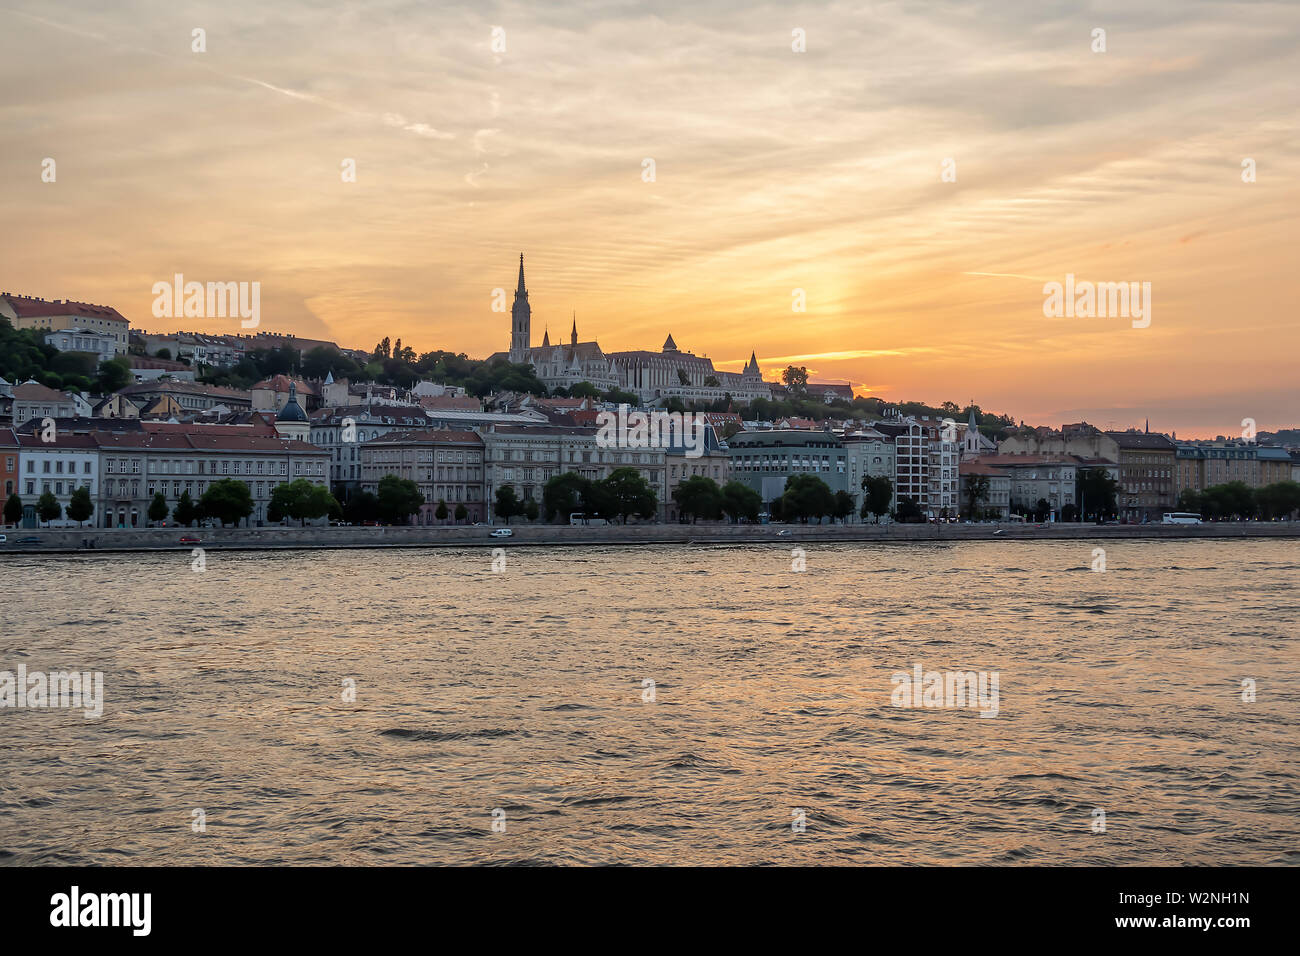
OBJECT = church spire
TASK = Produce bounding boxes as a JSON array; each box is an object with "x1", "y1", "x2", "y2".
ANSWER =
[
  {"x1": 542, "y1": 328, "x2": 550, "y2": 347},
  {"x1": 571, "y1": 313, "x2": 578, "y2": 347},
  {"x1": 510, "y1": 253, "x2": 531, "y2": 360}
]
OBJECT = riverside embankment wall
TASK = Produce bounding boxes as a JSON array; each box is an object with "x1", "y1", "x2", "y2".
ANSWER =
[{"x1": 2, "y1": 521, "x2": 1297, "y2": 555}]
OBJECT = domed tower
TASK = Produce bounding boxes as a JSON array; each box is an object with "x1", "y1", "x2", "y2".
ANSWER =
[
  {"x1": 274, "y1": 380, "x2": 309, "y2": 441},
  {"x1": 510, "y1": 253, "x2": 531, "y2": 361}
]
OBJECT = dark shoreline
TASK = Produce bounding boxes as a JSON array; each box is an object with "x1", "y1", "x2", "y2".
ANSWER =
[{"x1": 2, "y1": 521, "x2": 1297, "y2": 555}]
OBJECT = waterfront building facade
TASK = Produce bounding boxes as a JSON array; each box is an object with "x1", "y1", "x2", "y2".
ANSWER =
[
  {"x1": 311, "y1": 404, "x2": 543, "y2": 492},
  {"x1": 957, "y1": 459, "x2": 1012, "y2": 519},
  {"x1": 872, "y1": 417, "x2": 960, "y2": 518},
  {"x1": 15, "y1": 434, "x2": 100, "y2": 527},
  {"x1": 1176, "y1": 440, "x2": 1296, "y2": 493},
  {"x1": 359, "y1": 430, "x2": 487, "y2": 524},
  {"x1": 842, "y1": 427, "x2": 897, "y2": 519},
  {"x1": 664, "y1": 424, "x2": 731, "y2": 523},
  {"x1": 726, "y1": 429, "x2": 848, "y2": 505},
  {"x1": 1104, "y1": 431, "x2": 1177, "y2": 521},
  {"x1": 93, "y1": 429, "x2": 330, "y2": 528},
  {"x1": 482, "y1": 424, "x2": 667, "y2": 520}
]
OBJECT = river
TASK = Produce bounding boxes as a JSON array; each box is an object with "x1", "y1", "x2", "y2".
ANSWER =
[{"x1": 1, "y1": 538, "x2": 1296, "y2": 865}]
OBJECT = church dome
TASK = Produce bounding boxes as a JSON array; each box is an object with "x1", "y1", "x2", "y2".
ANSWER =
[{"x1": 277, "y1": 381, "x2": 308, "y2": 423}]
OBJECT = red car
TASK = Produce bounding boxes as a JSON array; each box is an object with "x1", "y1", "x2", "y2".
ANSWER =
[{"x1": 179, "y1": 535, "x2": 202, "y2": 545}]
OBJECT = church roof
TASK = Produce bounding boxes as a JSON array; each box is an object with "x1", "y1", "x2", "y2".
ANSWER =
[
  {"x1": 276, "y1": 382, "x2": 309, "y2": 423},
  {"x1": 663, "y1": 334, "x2": 678, "y2": 352}
]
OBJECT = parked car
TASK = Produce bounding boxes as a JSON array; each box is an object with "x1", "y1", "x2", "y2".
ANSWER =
[
  {"x1": 16, "y1": 536, "x2": 42, "y2": 545},
  {"x1": 0, "y1": 534, "x2": 7, "y2": 543},
  {"x1": 490, "y1": 528, "x2": 513, "y2": 538},
  {"x1": 776, "y1": 529, "x2": 791, "y2": 536},
  {"x1": 179, "y1": 535, "x2": 202, "y2": 545}
]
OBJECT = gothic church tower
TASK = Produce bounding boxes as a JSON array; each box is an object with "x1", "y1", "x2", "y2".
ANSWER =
[{"x1": 510, "y1": 253, "x2": 531, "y2": 361}]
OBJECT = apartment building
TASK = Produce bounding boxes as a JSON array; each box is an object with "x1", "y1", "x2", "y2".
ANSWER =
[
  {"x1": 1176, "y1": 441, "x2": 1295, "y2": 493},
  {"x1": 482, "y1": 424, "x2": 667, "y2": 518},
  {"x1": 842, "y1": 427, "x2": 897, "y2": 519},
  {"x1": 14, "y1": 434, "x2": 101, "y2": 527},
  {"x1": 358, "y1": 429, "x2": 486, "y2": 524},
  {"x1": 727, "y1": 429, "x2": 848, "y2": 505},
  {"x1": 92, "y1": 428, "x2": 329, "y2": 528},
  {"x1": 1104, "y1": 432, "x2": 1177, "y2": 521}
]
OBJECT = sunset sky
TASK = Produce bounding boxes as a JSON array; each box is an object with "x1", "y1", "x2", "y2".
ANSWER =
[{"x1": 1, "y1": 1, "x2": 1296, "y2": 437}]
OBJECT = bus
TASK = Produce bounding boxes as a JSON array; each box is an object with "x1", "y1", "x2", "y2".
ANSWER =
[{"x1": 1161, "y1": 512, "x2": 1202, "y2": 525}]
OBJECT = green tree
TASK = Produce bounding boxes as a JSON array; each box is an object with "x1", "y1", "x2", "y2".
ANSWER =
[
  {"x1": 672, "y1": 475, "x2": 723, "y2": 523},
  {"x1": 583, "y1": 479, "x2": 619, "y2": 522},
  {"x1": 1201, "y1": 481, "x2": 1256, "y2": 520},
  {"x1": 597, "y1": 467, "x2": 658, "y2": 524},
  {"x1": 174, "y1": 490, "x2": 201, "y2": 527},
  {"x1": 720, "y1": 481, "x2": 762, "y2": 523},
  {"x1": 602, "y1": 387, "x2": 639, "y2": 406},
  {"x1": 780, "y1": 473, "x2": 834, "y2": 523},
  {"x1": 454, "y1": 502, "x2": 468, "y2": 523},
  {"x1": 37, "y1": 490, "x2": 62, "y2": 525},
  {"x1": 781, "y1": 365, "x2": 809, "y2": 398},
  {"x1": 343, "y1": 490, "x2": 380, "y2": 524},
  {"x1": 569, "y1": 381, "x2": 600, "y2": 400},
  {"x1": 94, "y1": 356, "x2": 132, "y2": 393},
  {"x1": 677, "y1": 368, "x2": 690, "y2": 386},
  {"x1": 1256, "y1": 481, "x2": 1300, "y2": 520},
  {"x1": 435, "y1": 499, "x2": 449, "y2": 522},
  {"x1": 861, "y1": 474, "x2": 893, "y2": 524},
  {"x1": 301, "y1": 346, "x2": 362, "y2": 382},
  {"x1": 833, "y1": 490, "x2": 855, "y2": 523},
  {"x1": 1176, "y1": 488, "x2": 1203, "y2": 514},
  {"x1": 148, "y1": 492, "x2": 169, "y2": 526},
  {"x1": 269, "y1": 478, "x2": 340, "y2": 526},
  {"x1": 524, "y1": 498, "x2": 539, "y2": 522},
  {"x1": 543, "y1": 472, "x2": 591, "y2": 522},
  {"x1": 199, "y1": 480, "x2": 253, "y2": 527},
  {"x1": 494, "y1": 485, "x2": 521, "y2": 524},
  {"x1": 1077, "y1": 468, "x2": 1119, "y2": 521},
  {"x1": 377, "y1": 474, "x2": 424, "y2": 525},
  {"x1": 895, "y1": 496, "x2": 923, "y2": 523},
  {"x1": 962, "y1": 473, "x2": 990, "y2": 520},
  {"x1": 703, "y1": 375, "x2": 720, "y2": 388},
  {"x1": 3, "y1": 493, "x2": 22, "y2": 527},
  {"x1": 67, "y1": 486, "x2": 94, "y2": 526}
]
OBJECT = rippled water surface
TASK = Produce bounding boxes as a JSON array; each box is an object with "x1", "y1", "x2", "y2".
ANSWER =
[{"x1": 2, "y1": 539, "x2": 1298, "y2": 865}]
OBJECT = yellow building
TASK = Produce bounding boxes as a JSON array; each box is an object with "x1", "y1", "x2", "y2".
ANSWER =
[{"x1": 1, "y1": 294, "x2": 129, "y2": 355}]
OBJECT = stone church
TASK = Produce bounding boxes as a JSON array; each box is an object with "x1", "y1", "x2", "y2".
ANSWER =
[{"x1": 491, "y1": 254, "x2": 772, "y2": 404}]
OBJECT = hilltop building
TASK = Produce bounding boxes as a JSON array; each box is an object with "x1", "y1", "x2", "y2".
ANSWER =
[{"x1": 490, "y1": 254, "x2": 773, "y2": 404}]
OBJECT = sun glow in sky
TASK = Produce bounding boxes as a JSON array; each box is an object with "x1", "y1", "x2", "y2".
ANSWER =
[{"x1": 2, "y1": 1, "x2": 1296, "y2": 436}]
